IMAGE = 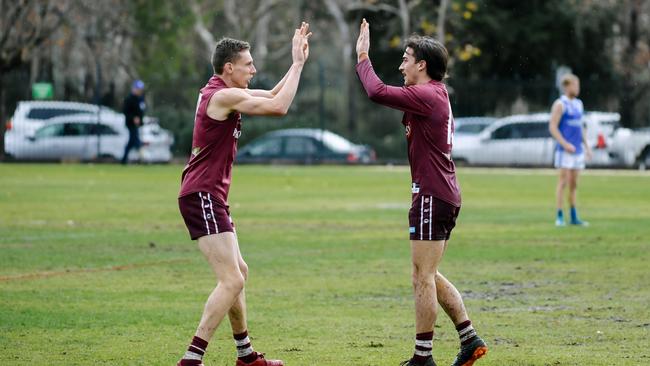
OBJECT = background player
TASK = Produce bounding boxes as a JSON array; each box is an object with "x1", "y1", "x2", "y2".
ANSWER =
[
  {"x1": 176, "y1": 23, "x2": 311, "y2": 366},
  {"x1": 355, "y1": 19, "x2": 487, "y2": 366},
  {"x1": 549, "y1": 73, "x2": 592, "y2": 227}
]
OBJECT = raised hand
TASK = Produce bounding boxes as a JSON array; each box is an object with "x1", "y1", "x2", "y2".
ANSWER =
[
  {"x1": 292, "y1": 22, "x2": 312, "y2": 65},
  {"x1": 356, "y1": 18, "x2": 370, "y2": 60}
]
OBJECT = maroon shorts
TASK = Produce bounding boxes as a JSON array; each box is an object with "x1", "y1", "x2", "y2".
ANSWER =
[
  {"x1": 409, "y1": 195, "x2": 460, "y2": 241},
  {"x1": 178, "y1": 192, "x2": 234, "y2": 240}
]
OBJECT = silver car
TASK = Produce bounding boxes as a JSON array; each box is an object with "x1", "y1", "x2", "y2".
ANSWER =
[
  {"x1": 452, "y1": 112, "x2": 617, "y2": 167},
  {"x1": 5, "y1": 114, "x2": 173, "y2": 163}
]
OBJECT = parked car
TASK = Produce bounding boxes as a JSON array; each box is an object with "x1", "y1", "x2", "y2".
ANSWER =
[
  {"x1": 4, "y1": 114, "x2": 173, "y2": 163},
  {"x1": 452, "y1": 112, "x2": 618, "y2": 167},
  {"x1": 454, "y1": 117, "x2": 497, "y2": 136},
  {"x1": 4, "y1": 100, "x2": 123, "y2": 138},
  {"x1": 453, "y1": 117, "x2": 497, "y2": 163},
  {"x1": 236, "y1": 128, "x2": 376, "y2": 164},
  {"x1": 609, "y1": 127, "x2": 650, "y2": 169}
]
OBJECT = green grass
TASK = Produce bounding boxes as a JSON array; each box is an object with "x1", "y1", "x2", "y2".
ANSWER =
[{"x1": 1, "y1": 164, "x2": 649, "y2": 366}]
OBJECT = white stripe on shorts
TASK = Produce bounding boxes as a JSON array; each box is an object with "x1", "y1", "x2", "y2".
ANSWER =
[
  {"x1": 199, "y1": 193, "x2": 210, "y2": 235},
  {"x1": 420, "y1": 195, "x2": 424, "y2": 240},
  {"x1": 207, "y1": 193, "x2": 219, "y2": 233},
  {"x1": 429, "y1": 197, "x2": 433, "y2": 240}
]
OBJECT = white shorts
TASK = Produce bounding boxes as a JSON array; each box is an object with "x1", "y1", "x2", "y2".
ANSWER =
[{"x1": 554, "y1": 150, "x2": 585, "y2": 170}]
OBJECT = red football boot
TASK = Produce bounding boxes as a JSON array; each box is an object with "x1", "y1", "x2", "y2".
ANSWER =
[{"x1": 235, "y1": 352, "x2": 284, "y2": 366}]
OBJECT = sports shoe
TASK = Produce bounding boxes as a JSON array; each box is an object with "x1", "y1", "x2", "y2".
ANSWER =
[
  {"x1": 400, "y1": 357, "x2": 437, "y2": 366},
  {"x1": 569, "y1": 218, "x2": 589, "y2": 227},
  {"x1": 451, "y1": 337, "x2": 488, "y2": 366},
  {"x1": 555, "y1": 217, "x2": 566, "y2": 227},
  {"x1": 236, "y1": 352, "x2": 284, "y2": 366}
]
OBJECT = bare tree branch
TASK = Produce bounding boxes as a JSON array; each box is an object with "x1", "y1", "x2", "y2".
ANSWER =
[{"x1": 190, "y1": 0, "x2": 217, "y2": 59}]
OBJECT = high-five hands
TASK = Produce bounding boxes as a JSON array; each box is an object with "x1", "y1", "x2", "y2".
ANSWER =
[
  {"x1": 356, "y1": 18, "x2": 370, "y2": 61},
  {"x1": 292, "y1": 22, "x2": 312, "y2": 65}
]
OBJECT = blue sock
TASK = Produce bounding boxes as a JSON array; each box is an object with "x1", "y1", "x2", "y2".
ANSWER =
[
  {"x1": 557, "y1": 209, "x2": 564, "y2": 220},
  {"x1": 570, "y1": 206, "x2": 578, "y2": 222}
]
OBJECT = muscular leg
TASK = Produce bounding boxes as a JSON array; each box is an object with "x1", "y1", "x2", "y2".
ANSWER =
[
  {"x1": 434, "y1": 241, "x2": 469, "y2": 326},
  {"x1": 435, "y1": 241, "x2": 488, "y2": 366},
  {"x1": 436, "y1": 272, "x2": 469, "y2": 325},
  {"x1": 411, "y1": 240, "x2": 446, "y2": 334},
  {"x1": 194, "y1": 232, "x2": 246, "y2": 341},
  {"x1": 228, "y1": 234, "x2": 249, "y2": 334}
]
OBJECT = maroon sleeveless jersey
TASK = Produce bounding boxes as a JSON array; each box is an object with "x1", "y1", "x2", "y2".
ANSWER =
[{"x1": 178, "y1": 76, "x2": 242, "y2": 206}]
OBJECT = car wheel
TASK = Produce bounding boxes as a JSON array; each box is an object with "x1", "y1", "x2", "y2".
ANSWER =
[{"x1": 97, "y1": 154, "x2": 119, "y2": 164}]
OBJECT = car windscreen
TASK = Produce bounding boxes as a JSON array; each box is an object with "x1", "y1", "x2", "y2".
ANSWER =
[
  {"x1": 27, "y1": 108, "x2": 93, "y2": 120},
  {"x1": 322, "y1": 132, "x2": 354, "y2": 153},
  {"x1": 246, "y1": 137, "x2": 282, "y2": 156},
  {"x1": 456, "y1": 124, "x2": 488, "y2": 134},
  {"x1": 492, "y1": 122, "x2": 550, "y2": 140}
]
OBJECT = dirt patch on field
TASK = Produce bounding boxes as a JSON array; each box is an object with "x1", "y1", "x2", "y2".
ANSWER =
[{"x1": 0, "y1": 258, "x2": 190, "y2": 282}]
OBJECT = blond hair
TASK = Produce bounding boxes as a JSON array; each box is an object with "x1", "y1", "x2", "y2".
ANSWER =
[{"x1": 561, "y1": 73, "x2": 579, "y2": 88}]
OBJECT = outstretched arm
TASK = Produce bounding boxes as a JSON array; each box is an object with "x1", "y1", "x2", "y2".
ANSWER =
[
  {"x1": 210, "y1": 22, "x2": 312, "y2": 117},
  {"x1": 245, "y1": 69, "x2": 291, "y2": 98},
  {"x1": 355, "y1": 19, "x2": 434, "y2": 116}
]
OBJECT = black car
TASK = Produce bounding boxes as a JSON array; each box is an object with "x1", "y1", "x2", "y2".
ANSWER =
[{"x1": 236, "y1": 128, "x2": 376, "y2": 164}]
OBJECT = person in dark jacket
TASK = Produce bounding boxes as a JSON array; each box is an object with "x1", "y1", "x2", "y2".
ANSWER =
[{"x1": 121, "y1": 80, "x2": 146, "y2": 164}]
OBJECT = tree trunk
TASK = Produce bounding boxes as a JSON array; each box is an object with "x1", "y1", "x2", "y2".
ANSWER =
[
  {"x1": 324, "y1": 0, "x2": 354, "y2": 135},
  {"x1": 437, "y1": 0, "x2": 450, "y2": 43},
  {"x1": 191, "y1": 0, "x2": 216, "y2": 60},
  {"x1": 252, "y1": 0, "x2": 273, "y2": 70},
  {"x1": 398, "y1": 0, "x2": 410, "y2": 41},
  {"x1": 620, "y1": 0, "x2": 640, "y2": 128}
]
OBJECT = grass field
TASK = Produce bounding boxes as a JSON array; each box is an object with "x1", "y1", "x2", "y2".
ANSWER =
[{"x1": 1, "y1": 163, "x2": 649, "y2": 366}]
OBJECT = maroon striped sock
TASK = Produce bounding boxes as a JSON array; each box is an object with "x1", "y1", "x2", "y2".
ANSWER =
[
  {"x1": 412, "y1": 331, "x2": 434, "y2": 364},
  {"x1": 179, "y1": 336, "x2": 208, "y2": 365},
  {"x1": 456, "y1": 320, "x2": 478, "y2": 346},
  {"x1": 234, "y1": 330, "x2": 257, "y2": 364}
]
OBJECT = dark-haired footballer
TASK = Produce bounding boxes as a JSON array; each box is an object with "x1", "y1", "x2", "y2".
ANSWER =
[
  {"x1": 355, "y1": 19, "x2": 487, "y2": 366},
  {"x1": 176, "y1": 23, "x2": 311, "y2": 366}
]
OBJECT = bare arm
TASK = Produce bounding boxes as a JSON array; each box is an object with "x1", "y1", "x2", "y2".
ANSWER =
[
  {"x1": 213, "y1": 64, "x2": 304, "y2": 117},
  {"x1": 208, "y1": 22, "x2": 311, "y2": 118},
  {"x1": 245, "y1": 69, "x2": 291, "y2": 98},
  {"x1": 549, "y1": 100, "x2": 576, "y2": 153}
]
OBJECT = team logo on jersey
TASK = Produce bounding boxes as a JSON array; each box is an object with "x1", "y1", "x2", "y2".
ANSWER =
[
  {"x1": 405, "y1": 122, "x2": 412, "y2": 138},
  {"x1": 191, "y1": 146, "x2": 201, "y2": 156}
]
